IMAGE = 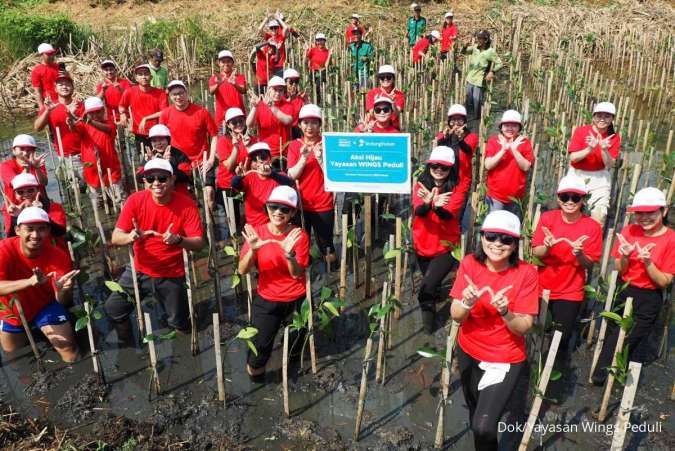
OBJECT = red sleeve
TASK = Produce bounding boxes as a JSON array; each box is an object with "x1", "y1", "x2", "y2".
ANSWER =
[
  {"x1": 49, "y1": 203, "x2": 67, "y2": 229},
  {"x1": 286, "y1": 141, "x2": 300, "y2": 168},
  {"x1": 395, "y1": 92, "x2": 405, "y2": 110},
  {"x1": 95, "y1": 82, "x2": 104, "y2": 95},
  {"x1": 584, "y1": 220, "x2": 603, "y2": 263},
  {"x1": 159, "y1": 107, "x2": 169, "y2": 125},
  {"x1": 512, "y1": 265, "x2": 539, "y2": 315},
  {"x1": 464, "y1": 133, "x2": 479, "y2": 151},
  {"x1": 365, "y1": 90, "x2": 375, "y2": 111},
  {"x1": 30, "y1": 66, "x2": 41, "y2": 89},
  {"x1": 610, "y1": 226, "x2": 627, "y2": 259},
  {"x1": 159, "y1": 91, "x2": 169, "y2": 109},
  {"x1": 412, "y1": 182, "x2": 425, "y2": 209},
  {"x1": 236, "y1": 74, "x2": 247, "y2": 89},
  {"x1": 208, "y1": 74, "x2": 218, "y2": 89},
  {"x1": 115, "y1": 195, "x2": 137, "y2": 232},
  {"x1": 607, "y1": 134, "x2": 621, "y2": 160},
  {"x1": 518, "y1": 139, "x2": 534, "y2": 163},
  {"x1": 485, "y1": 136, "x2": 500, "y2": 157},
  {"x1": 293, "y1": 228, "x2": 310, "y2": 268},
  {"x1": 445, "y1": 183, "x2": 466, "y2": 217},
  {"x1": 118, "y1": 89, "x2": 131, "y2": 110},
  {"x1": 205, "y1": 110, "x2": 217, "y2": 137},
  {"x1": 449, "y1": 256, "x2": 470, "y2": 299},
  {"x1": 531, "y1": 212, "x2": 548, "y2": 247},
  {"x1": 181, "y1": 201, "x2": 204, "y2": 238},
  {"x1": 568, "y1": 126, "x2": 587, "y2": 153}
]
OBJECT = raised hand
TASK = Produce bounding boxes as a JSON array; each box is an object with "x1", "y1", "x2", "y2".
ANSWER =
[
  {"x1": 510, "y1": 135, "x2": 525, "y2": 151},
  {"x1": 433, "y1": 190, "x2": 451, "y2": 208},
  {"x1": 461, "y1": 275, "x2": 481, "y2": 307},
  {"x1": 417, "y1": 184, "x2": 435, "y2": 204},
  {"x1": 571, "y1": 235, "x2": 589, "y2": 256},
  {"x1": 637, "y1": 242, "x2": 655, "y2": 264},
  {"x1": 30, "y1": 267, "x2": 52, "y2": 287},
  {"x1": 6, "y1": 200, "x2": 22, "y2": 217},
  {"x1": 585, "y1": 134, "x2": 600, "y2": 149},
  {"x1": 130, "y1": 218, "x2": 159, "y2": 242},
  {"x1": 248, "y1": 91, "x2": 262, "y2": 107},
  {"x1": 27, "y1": 152, "x2": 47, "y2": 169},
  {"x1": 542, "y1": 226, "x2": 557, "y2": 248},
  {"x1": 55, "y1": 270, "x2": 81, "y2": 291},
  {"x1": 280, "y1": 228, "x2": 303, "y2": 254},
  {"x1": 490, "y1": 287, "x2": 511, "y2": 316},
  {"x1": 162, "y1": 223, "x2": 182, "y2": 245},
  {"x1": 616, "y1": 232, "x2": 635, "y2": 257},
  {"x1": 242, "y1": 224, "x2": 270, "y2": 251},
  {"x1": 497, "y1": 133, "x2": 508, "y2": 149},
  {"x1": 31, "y1": 191, "x2": 44, "y2": 209},
  {"x1": 599, "y1": 134, "x2": 615, "y2": 151}
]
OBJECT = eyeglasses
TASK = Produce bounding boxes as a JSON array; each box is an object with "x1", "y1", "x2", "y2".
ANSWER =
[
  {"x1": 228, "y1": 118, "x2": 245, "y2": 126},
  {"x1": 482, "y1": 232, "x2": 516, "y2": 246},
  {"x1": 429, "y1": 163, "x2": 450, "y2": 171},
  {"x1": 558, "y1": 193, "x2": 582, "y2": 203},
  {"x1": 287, "y1": 79, "x2": 300, "y2": 85},
  {"x1": 144, "y1": 175, "x2": 169, "y2": 184},
  {"x1": 16, "y1": 188, "x2": 38, "y2": 196},
  {"x1": 379, "y1": 75, "x2": 394, "y2": 81},
  {"x1": 267, "y1": 203, "x2": 291, "y2": 214},
  {"x1": 374, "y1": 106, "x2": 392, "y2": 114}
]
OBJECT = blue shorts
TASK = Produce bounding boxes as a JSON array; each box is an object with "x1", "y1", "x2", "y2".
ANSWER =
[{"x1": 0, "y1": 301, "x2": 69, "y2": 333}]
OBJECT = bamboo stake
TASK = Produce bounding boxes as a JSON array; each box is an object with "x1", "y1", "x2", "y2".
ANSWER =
[
  {"x1": 182, "y1": 250, "x2": 199, "y2": 356},
  {"x1": 364, "y1": 195, "x2": 372, "y2": 299},
  {"x1": 375, "y1": 281, "x2": 389, "y2": 384},
  {"x1": 213, "y1": 313, "x2": 225, "y2": 404},
  {"x1": 282, "y1": 325, "x2": 290, "y2": 417},
  {"x1": 622, "y1": 164, "x2": 642, "y2": 229},
  {"x1": 305, "y1": 273, "x2": 317, "y2": 374},
  {"x1": 127, "y1": 246, "x2": 145, "y2": 337},
  {"x1": 519, "y1": 330, "x2": 563, "y2": 451},
  {"x1": 600, "y1": 228, "x2": 615, "y2": 278},
  {"x1": 144, "y1": 312, "x2": 161, "y2": 397},
  {"x1": 353, "y1": 336, "x2": 374, "y2": 442},
  {"x1": 394, "y1": 217, "x2": 402, "y2": 319},
  {"x1": 610, "y1": 362, "x2": 642, "y2": 451},
  {"x1": 339, "y1": 213, "x2": 348, "y2": 301},
  {"x1": 588, "y1": 270, "x2": 618, "y2": 376},
  {"x1": 434, "y1": 321, "x2": 459, "y2": 449},
  {"x1": 14, "y1": 299, "x2": 44, "y2": 373},
  {"x1": 351, "y1": 203, "x2": 360, "y2": 288},
  {"x1": 598, "y1": 297, "x2": 633, "y2": 422},
  {"x1": 84, "y1": 301, "x2": 103, "y2": 384}
]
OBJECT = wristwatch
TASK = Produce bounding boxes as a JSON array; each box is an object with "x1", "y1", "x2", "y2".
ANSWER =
[{"x1": 285, "y1": 250, "x2": 296, "y2": 260}]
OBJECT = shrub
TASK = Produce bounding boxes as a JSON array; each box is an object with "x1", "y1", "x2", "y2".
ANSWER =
[{"x1": 141, "y1": 16, "x2": 225, "y2": 64}]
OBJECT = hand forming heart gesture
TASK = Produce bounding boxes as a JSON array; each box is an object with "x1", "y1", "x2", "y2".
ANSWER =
[
  {"x1": 462, "y1": 275, "x2": 513, "y2": 314},
  {"x1": 242, "y1": 224, "x2": 302, "y2": 255},
  {"x1": 616, "y1": 233, "x2": 655, "y2": 260},
  {"x1": 542, "y1": 227, "x2": 588, "y2": 254}
]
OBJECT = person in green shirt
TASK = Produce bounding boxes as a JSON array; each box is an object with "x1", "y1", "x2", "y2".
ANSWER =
[
  {"x1": 461, "y1": 30, "x2": 502, "y2": 121},
  {"x1": 348, "y1": 28, "x2": 375, "y2": 90},
  {"x1": 148, "y1": 48, "x2": 169, "y2": 89},
  {"x1": 406, "y1": 4, "x2": 427, "y2": 47}
]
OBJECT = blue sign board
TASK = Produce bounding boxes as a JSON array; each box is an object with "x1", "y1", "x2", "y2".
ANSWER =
[{"x1": 322, "y1": 132, "x2": 411, "y2": 194}]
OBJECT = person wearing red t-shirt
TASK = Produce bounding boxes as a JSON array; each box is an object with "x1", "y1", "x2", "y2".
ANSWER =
[
  {"x1": 592, "y1": 187, "x2": 674, "y2": 385},
  {"x1": 287, "y1": 104, "x2": 336, "y2": 267},
  {"x1": 105, "y1": 159, "x2": 204, "y2": 346},
  {"x1": 567, "y1": 101, "x2": 621, "y2": 225},
  {"x1": 118, "y1": 64, "x2": 169, "y2": 156},
  {"x1": 74, "y1": 97, "x2": 123, "y2": 203},
  {"x1": 139, "y1": 124, "x2": 193, "y2": 198},
  {"x1": 247, "y1": 76, "x2": 294, "y2": 167},
  {"x1": 450, "y1": 210, "x2": 538, "y2": 450},
  {"x1": 440, "y1": 12, "x2": 458, "y2": 60},
  {"x1": 216, "y1": 108, "x2": 258, "y2": 236},
  {"x1": 345, "y1": 14, "x2": 368, "y2": 46},
  {"x1": 34, "y1": 72, "x2": 84, "y2": 161},
  {"x1": 412, "y1": 146, "x2": 462, "y2": 334},
  {"x1": 3, "y1": 174, "x2": 67, "y2": 249},
  {"x1": 208, "y1": 50, "x2": 247, "y2": 127},
  {"x1": 484, "y1": 109, "x2": 534, "y2": 219},
  {"x1": 305, "y1": 33, "x2": 331, "y2": 102},
  {"x1": 354, "y1": 96, "x2": 400, "y2": 133},
  {"x1": 259, "y1": 14, "x2": 288, "y2": 76},
  {"x1": 31, "y1": 43, "x2": 60, "y2": 109},
  {"x1": 365, "y1": 65, "x2": 406, "y2": 130},
  {"x1": 532, "y1": 175, "x2": 602, "y2": 372},
  {"x1": 231, "y1": 142, "x2": 294, "y2": 227},
  {"x1": 251, "y1": 40, "x2": 279, "y2": 93},
  {"x1": 0, "y1": 207, "x2": 79, "y2": 362},
  {"x1": 96, "y1": 60, "x2": 131, "y2": 121},
  {"x1": 434, "y1": 104, "x2": 478, "y2": 226},
  {"x1": 238, "y1": 186, "x2": 310, "y2": 382},
  {"x1": 1, "y1": 134, "x2": 48, "y2": 208},
  {"x1": 412, "y1": 31, "x2": 440, "y2": 64},
  {"x1": 283, "y1": 68, "x2": 308, "y2": 139}
]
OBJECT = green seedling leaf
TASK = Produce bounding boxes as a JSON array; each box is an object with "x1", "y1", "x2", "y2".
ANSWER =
[
  {"x1": 320, "y1": 286, "x2": 332, "y2": 301},
  {"x1": 246, "y1": 339, "x2": 258, "y2": 356},
  {"x1": 143, "y1": 333, "x2": 157, "y2": 343},
  {"x1": 92, "y1": 310, "x2": 103, "y2": 320},
  {"x1": 105, "y1": 281, "x2": 125, "y2": 293},
  {"x1": 223, "y1": 245, "x2": 237, "y2": 256},
  {"x1": 310, "y1": 244, "x2": 322, "y2": 259},
  {"x1": 549, "y1": 370, "x2": 562, "y2": 381},
  {"x1": 381, "y1": 213, "x2": 396, "y2": 221},
  {"x1": 75, "y1": 316, "x2": 88, "y2": 332},
  {"x1": 237, "y1": 327, "x2": 259, "y2": 340},
  {"x1": 231, "y1": 274, "x2": 241, "y2": 288},
  {"x1": 599, "y1": 311, "x2": 622, "y2": 324},
  {"x1": 620, "y1": 317, "x2": 634, "y2": 332},
  {"x1": 323, "y1": 301, "x2": 340, "y2": 317},
  {"x1": 160, "y1": 330, "x2": 177, "y2": 340},
  {"x1": 417, "y1": 346, "x2": 441, "y2": 359},
  {"x1": 384, "y1": 249, "x2": 401, "y2": 260}
]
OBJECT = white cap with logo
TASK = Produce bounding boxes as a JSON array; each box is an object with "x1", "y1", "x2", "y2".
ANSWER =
[
  {"x1": 593, "y1": 102, "x2": 616, "y2": 116},
  {"x1": 628, "y1": 187, "x2": 667, "y2": 212},
  {"x1": 167, "y1": 80, "x2": 187, "y2": 91},
  {"x1": 299, "y1": 104, "x2": 322, "y2": 121},
  {"x1": 481, "y1": 210, "x2": 521, "y2": 238},
  {"x1": 267, "y1": 185, "x2": 298, "y2": 208},
  {"x1": 315, "y1": 33, "x2": 327, "y2": 41},
  {"x1": 447, "y1": 104, "x2": 467, "y2": 117},
  {"x1": 248, "y1": 142, "x2": 271, "y2": 156},
  {"x1": 12, "y1": 134, "x2": 37, "y2": 148},
  {"x1": 378, "y1": 64, "x2": 396, "y2": 76},
  {"x1": 427, "y1": 146, "x2": 455, "y2": 167},
  {"x1": 283, "y1": 68, "x2": 301, "y2": 80},
  {"x1": 557, "y1": 175, "x2": 588, "y2": 195},
  {"x1": 218, "y1": 50, "x2": 234, "y2": 60},
  {"x1": 499, "y1": 109, "x2": 523, "y2": 125},
  {"x1": 17, "y1": 207, "x2": 50, "y2": 225},
  {"x1": 225, "y1": 108, "x2": 245, "y2": 123},
  {"x1": 149, "y1": 124, "x2": 171, "y2": 138},
  {"x1": 12, "y1": 173, "x2": 40, "y2": 190},
  {"x1": 373, "y1": 96, "x2": 394, "y2": 106},
  {"x1": 430, "y1": 30, "x2": 441, "y2": 40},
  {"x1": 143, "y1": 158, "x2": 174, "y2": 175}
]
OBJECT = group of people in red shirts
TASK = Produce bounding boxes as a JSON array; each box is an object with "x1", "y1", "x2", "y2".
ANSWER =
[{"x1": 0, "y1": 11, "x2": 672, "y2": 451}]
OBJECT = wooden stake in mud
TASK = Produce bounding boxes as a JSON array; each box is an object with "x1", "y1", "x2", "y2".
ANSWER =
[
  {"x1": 14, "y1": 299, "x2": 44, "y2": 373},
  {"x1": 598, "y1": 297, "x2": 633, "y2": 422},
  {"x1": 351, "y1": 203, "x2": 360, "y2": 287},
  {"x1": 305, "y1": 273, "x2": 318, "y2": 374},
  {"x1": 213, "y1": 313, "x2": 225, "y2": 404},
  {"x1": 182, "y1": 250, "x2": 199, "y2": 356},
  {"x1": 128, "y1": 246, "x2": 145, "y2": 338},
  {"x1": 354, "y1": 336, "x2": 374, "y2": 442},
  {"x1": 519, "y1": 330, "x2": 563, "y2": 451},
  {"x1": 610, "y1": 361, "x2": 642, "y2": 451},
  {"x1": 589, "y1": 271, "x2": 618, "y2": 377},
  {"x1": 144, "y1": 312, "x2": 161, "y2": 397},
  {"x1": 282, "y1": 325, "x2": 290, "y2": 417},
  {"x1": 434, "y1": 321, "x2": 460, "y2": 449},
  {"x1": 394, "y1": 217, "x2": 402, "y2": 319},
  {"x1": 600, "y1": 227, "x2": 615, "y2": 278},
  {"x1": 364, "y1": 195, "x2": 372, "y2": 299},
  {"x1": 339, "y1": 213, "x2": 348, "y2": 301},
  {"x1": 375, "y1": 281, "x2": 389, "y2": 384},
  {"x1": 84, "y1": 301, "x2": 103, "y2": 384}
]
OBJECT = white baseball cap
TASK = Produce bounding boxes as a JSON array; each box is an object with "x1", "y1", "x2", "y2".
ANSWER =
[
  {"x1": 218, "y1": 50, "x2": 234, "y2": 60},
  {"x1": 377, "y1": 64, "x2": 396, "y2": 76},
  {"x1": 267, "y1": 185, "x2": 298, "y2": 209},
  {"x1": 248, "y1": 142, "x2": 271, "y2": 156},
  {"x1": 447, "y1": 104, "x2": 467, "y2": 117},
  {"x1": 11, "y1": 173, "x2": 40, "y2": 190},
  {"x1": 445, "y1": 11, "x2": 454, "y2": 18},
  {"x1": 143, "y1": 158, "x2": 173, "y2": 174},
  {"x1": 593, "y1": 102, "x2": 616, "y2": 116},
  {"x1": 373, "y1": 96, "x2": 394, "y2": 106},
  {"x1": 149, "y1": 124, "x2": 171, "y2": 138},
  {"x1": 100, "y1": 59, "x2": 116, "y2": 68},
  {"x1": 499, "y1": 109, "x2": 522, "y2": 125},
  {"x1": 628, "y1": 187, "x2": 667, "y2": 212},
  {"x1": 427, "y1": 146, "x2": 455, "y2": 167},
  {"x1": 84, "y1": 96, "x2": 105, "y2": 113},
  {"x1": 268, "y1": 76, "x2": 286, "y2": 88},
  {"x1": 315, "y1": 33, "x2": 327, "y2": 41},
  {"x1": 225, "y1": 107, "x2": 245, "y2": 123},
  {"x1": 411, "y1": 3, "x2": 420, "y2": 10},
  {"x1": 167, "y1": 80, "x2": 187, "y2": 91},
  {"x1": 481, "y1": 210, "x2": 521, "y2": 238},
  {"x1": 557, "y1": 175, "x2": 587, "y2": 195},
  {"x1": 268, "y1": 19, "x2": 280, "y2": 27},
  {"x1": 299, "y1": 104, "x2": 322, "y2": 121},
  {"x1": 283, "y1": 68, "x2": 301, "y2": 80},
  {"x1": 430, "y1": 30, "x2": 441, "y2": 40},
  {"x1": 17, "y1": 207, "x2": 50, "y2": 225},
  {"x1": 12, "y1": 134, "x2": 37, "y2": 148},
  {"x1": 351, "y1": 14, "x2": 361, "y2": 19},
  {"x1": 37, "y1": 43, "x2": 56, "y2": 55},
  {"x1": 134, "y1": 63, "x2": 152, "y2": 72}
]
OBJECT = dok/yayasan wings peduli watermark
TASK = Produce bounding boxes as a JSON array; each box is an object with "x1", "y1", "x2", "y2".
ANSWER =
[{"x1": 498, "y1": 420, "x2": 663, "y2": 436}]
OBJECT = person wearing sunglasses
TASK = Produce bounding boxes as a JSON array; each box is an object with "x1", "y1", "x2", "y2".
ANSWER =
[
  {"x1": 1, "y1": 134, "x2": 48, "y2": 210},
  {"x1": 484, "y1": 109, "x2": 534, "y2": 219},
  {"x1": 283, "y1": 68, "x2": 308, "y2": 140},
  {"x1": 412, "y1": 146, "x2": 461, "y2": 334},
  {"x1": 239, "y1": 186, "x2": 310, "y2": 383},
  {"x1": 231, "y1": 142, "x2": 294, "y2": 227},
  {"x1": 450, "y1": 210, "x2": 538, "y2": 451},
  {"x1": 532, "y1": 175, "x2": 602, "y2": 389},
  {"x1": 592, "y1": 187, "x2": 674, "y2": 386},
  {"x1": 365, "y1": 65, "x2": 406, "y2": 130},
  {"x1": 287, "y1": 104, "x2": 336, "y2": 269},
  {"x1": 434, "y1": 104, "x2": 478, "y2": 227},
  {"x1": 355, "y1": 96, "x2": 400, "y2": 133},
  {"x1": 208, "y1": 50, "x2": 247, "y2": 128},
  {"x1": 567, "y1": 102, "x2": 621, "y2": 225},
  {"x1": 411, "y1": 30, "x2": 441, "y2": 64},
  {"x1": 106, "y1": 158, "x2": 205, "y2": 346}
]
